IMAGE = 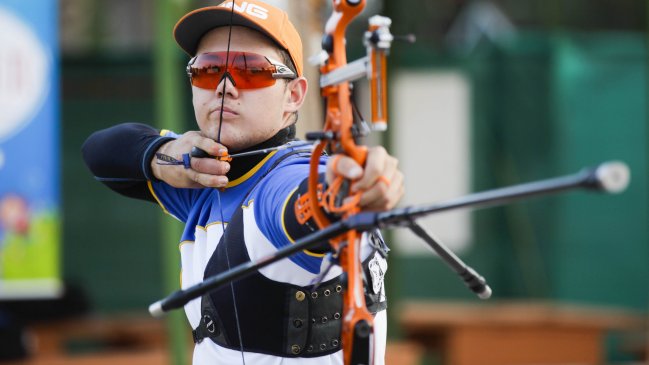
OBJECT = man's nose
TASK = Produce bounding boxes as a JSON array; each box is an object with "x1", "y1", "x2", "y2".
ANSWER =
[{"x1": 215, "y1": 72, "x2": 239, "y2": 98}]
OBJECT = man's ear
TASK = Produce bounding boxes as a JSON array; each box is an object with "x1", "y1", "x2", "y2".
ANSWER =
[{"x1": 284, "y1": 76, "x2": 308, "y2": 114}]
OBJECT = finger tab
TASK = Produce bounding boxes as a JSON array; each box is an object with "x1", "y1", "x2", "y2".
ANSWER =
[{"x1": 191, "y1": 147, "x2": 210, "y2": 158}]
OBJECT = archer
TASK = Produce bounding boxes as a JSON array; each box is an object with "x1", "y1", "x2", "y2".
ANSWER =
[{"x1": 82, "y1": 0, "x2": 404, "y2": 364}]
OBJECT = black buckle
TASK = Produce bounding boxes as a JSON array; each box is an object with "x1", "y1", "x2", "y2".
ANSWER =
[{"x1": 192, "y1": 328, "x2": 203, "y2": 344}]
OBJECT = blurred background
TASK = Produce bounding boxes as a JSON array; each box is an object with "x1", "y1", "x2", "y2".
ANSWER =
[{"x1": 0, "y1": 0, "x2": 646, "y2": 364}]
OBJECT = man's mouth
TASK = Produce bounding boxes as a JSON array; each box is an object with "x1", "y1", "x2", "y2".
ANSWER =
[{"x1": 211, "y1": 106, "x2": 238, "y2": 118}]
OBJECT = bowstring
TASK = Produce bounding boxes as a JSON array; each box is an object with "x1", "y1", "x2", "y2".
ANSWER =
[{"x1": 216, "y1": 2, "x2": 246, "y2": 364}]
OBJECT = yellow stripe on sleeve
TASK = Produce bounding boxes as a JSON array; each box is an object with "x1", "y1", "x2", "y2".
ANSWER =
[
  {"x1": 226, "y1": 151, "x2": 278, "y2": 188},
  {"x1": 147, "y1": 180, "x2": 171, "y2": 216}
]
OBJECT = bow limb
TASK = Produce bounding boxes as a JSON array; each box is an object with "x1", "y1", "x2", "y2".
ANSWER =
[
  {"x1": 340, "y1": 230, "x2": 375, "y2": 365},
  {"x1": 308, "y1": 0, "x2": 368, "y2": 228},
  {"x1": 322, "y1": 0, "x2": 368, "y2": 165}
]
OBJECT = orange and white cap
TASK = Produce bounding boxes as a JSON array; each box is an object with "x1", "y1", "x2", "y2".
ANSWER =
[{"x1": 174, "y1": 0, "x2": 303, "y2": 76}]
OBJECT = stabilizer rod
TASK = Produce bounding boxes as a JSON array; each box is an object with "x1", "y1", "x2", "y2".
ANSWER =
[{"x1": 149, "y1": 161, "x2": 629, "y2": 316}]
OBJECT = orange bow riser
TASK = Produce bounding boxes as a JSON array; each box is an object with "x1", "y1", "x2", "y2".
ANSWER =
[{"x1": 294, "y1": 1, "x2": 393, "y2": 364}]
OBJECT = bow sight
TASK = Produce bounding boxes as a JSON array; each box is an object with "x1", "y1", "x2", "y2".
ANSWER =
[{"x1": 314, "y1": 15, "x2": 394, "y2": 131}]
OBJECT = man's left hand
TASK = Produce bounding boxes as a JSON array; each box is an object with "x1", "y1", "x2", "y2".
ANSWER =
[{"x1": 325, "y1": 146, "x2": 404, "y2": 211}]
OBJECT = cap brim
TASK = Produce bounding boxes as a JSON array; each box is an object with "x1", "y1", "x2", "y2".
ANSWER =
[{"x1": 174, "y1": 7, "x2": 279, "y2": 56}]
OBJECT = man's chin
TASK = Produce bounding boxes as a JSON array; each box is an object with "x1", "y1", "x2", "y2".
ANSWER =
[
  {"x1": 200, "y1": 131, "x2": 226, "y2": 145},
  {"x1": 199, "y1": 129, "x2": 257, "y2": 152}
]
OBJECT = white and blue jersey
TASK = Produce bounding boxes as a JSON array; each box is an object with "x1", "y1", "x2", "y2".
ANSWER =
[{"x1": 147, "y1": 142, "x2": 387, "y2": 365}]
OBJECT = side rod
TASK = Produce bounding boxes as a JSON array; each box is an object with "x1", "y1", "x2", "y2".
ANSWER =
[{"x1": 375, "y1": 161, "x2": 629, "y2": 227}]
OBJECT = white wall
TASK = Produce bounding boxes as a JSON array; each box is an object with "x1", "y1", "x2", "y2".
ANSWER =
[{"x1": 391, "y1": 70, "x2": 472, "y2": 255}]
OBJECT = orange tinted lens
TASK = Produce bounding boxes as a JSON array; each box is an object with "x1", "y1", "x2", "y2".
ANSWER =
[
  {"x1": 229, "y1": 52, "x2": 276, "y2": 89},
  {"x1": 190, "y1": 52, "x2": 226, "y2": 89},
  {"x1": 189, "y1": 52, "x2": 277, "y2": 90}
]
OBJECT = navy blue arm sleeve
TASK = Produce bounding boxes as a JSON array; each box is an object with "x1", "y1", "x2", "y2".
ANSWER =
[{"x1": 81, "y1": 122, "x2": 175, "y2": 202}]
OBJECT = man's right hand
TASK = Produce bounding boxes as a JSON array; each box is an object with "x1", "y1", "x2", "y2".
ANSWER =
[{"x1": 151, "y1": 131, "x2": 230, "y2": 188}]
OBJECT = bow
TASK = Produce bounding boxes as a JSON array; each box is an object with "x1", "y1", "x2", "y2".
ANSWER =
[{"x1": 293, "y1": 1, "x2": 393, "y2": 363}]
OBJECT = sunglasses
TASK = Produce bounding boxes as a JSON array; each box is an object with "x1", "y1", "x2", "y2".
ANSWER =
[{"x1": 186, "y1": 51, "x2": 296, "y2": 90}]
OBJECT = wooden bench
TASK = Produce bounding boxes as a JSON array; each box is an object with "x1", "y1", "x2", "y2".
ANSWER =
[
  {"x1": 7, "y1": 314, "x2": 426, "y2": 365},
  {"x1": 6, "y1": 314, "x2": 177, "y2": 365},
  {"x1": 398, "y1": 300, "x2": 645, "y2": 365}
]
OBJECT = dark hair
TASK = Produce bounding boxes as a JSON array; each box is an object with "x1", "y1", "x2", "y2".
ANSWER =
[
  {"x1": 278, "y1": 48, "x2": 297, "y2": 76},
  {"x1": 277, "y1": 48, "x2": 299, "y2": 124}
]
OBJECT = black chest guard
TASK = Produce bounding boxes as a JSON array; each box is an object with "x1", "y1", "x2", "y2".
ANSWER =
[{"x1": 193, "y1": 206, "x2": 388, "y2": 358}]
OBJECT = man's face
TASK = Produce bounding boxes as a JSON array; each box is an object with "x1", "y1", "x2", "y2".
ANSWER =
[{"x1": 193, "y1": 26, "x2": 298, "y2": 152}]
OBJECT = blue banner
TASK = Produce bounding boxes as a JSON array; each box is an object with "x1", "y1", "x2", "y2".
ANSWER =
[{"x1": 0, "y1": 0, "x2": 60, "y2": 298}]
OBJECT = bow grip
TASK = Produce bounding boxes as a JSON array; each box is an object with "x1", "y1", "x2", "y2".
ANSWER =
[
  {"x1": 324, "y1": 176, "x2": 362, "y2": 216},
  {"x1": 322, "y1": 147, "x2": 365, "y2": 216}
]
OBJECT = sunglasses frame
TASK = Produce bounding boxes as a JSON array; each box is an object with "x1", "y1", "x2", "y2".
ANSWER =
[{"x1": 186, "y1": 51, "x2": 297, "y2": 90}]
